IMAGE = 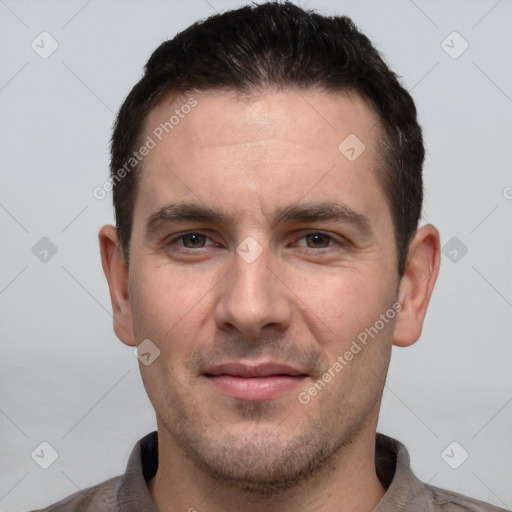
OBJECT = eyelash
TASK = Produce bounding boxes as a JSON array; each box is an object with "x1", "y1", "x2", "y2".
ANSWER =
[{"x1": 164, "y1": 231, "x2": 342, "y2": 252}]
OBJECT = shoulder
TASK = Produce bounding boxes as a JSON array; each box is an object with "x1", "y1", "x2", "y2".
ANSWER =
[
  {"x1": 427, "y1": 484, "x2": 508, "y2": 512},
  {"x1": 27, "y1": 475, "x2": 120, "y2": 512},
  {"x1": 374, "y1": 433, "x2": 507, "y2": 512}
]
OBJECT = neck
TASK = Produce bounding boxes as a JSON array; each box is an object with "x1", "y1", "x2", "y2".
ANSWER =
[{"x1": 148, "y1": 420, "x2": 386, "y2": 512}]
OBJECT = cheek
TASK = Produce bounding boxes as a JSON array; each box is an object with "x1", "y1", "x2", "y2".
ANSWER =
[
  {"x1": 289, "y1": 266, "x2": 393, "y2": 345},
  {"x1": 130, "y1": 265, "x2": 198, "y2": 340},
  {"x1": 130, "y1": 263, "x2": 220, "y2": 370}
]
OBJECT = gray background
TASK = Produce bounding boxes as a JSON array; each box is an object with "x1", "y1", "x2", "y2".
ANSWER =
[{"x1": 1, "y1": 0, "x2": 511, "y2": 510}]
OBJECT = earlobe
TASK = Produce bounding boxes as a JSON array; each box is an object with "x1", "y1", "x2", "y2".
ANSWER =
[
  {"x1": 393, "y1": 224, "x2": 441, "y2": 348},
  {"x1": 98, "y1": 225, "x2": 136, "y2": 346}
]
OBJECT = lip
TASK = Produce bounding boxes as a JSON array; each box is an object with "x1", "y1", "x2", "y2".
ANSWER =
[{"x1": 203, "y1": 362, "x2": 308, "y2": 400}]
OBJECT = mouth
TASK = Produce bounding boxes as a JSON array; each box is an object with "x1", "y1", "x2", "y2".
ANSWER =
[{"x1": 203, "y1": 362, "x2": 309, "y2": 401}]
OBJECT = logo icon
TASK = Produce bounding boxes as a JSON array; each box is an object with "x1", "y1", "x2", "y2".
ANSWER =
[
  {"x1": 236, "y1": 236, "x2": 263, "y2": 264},
  {"x1": 31, "y1": 32, "x2": 59, "y2": 59},
  {"x1": 31, "y1": 441, "x2": 59, "y2": 469},
  {"x1": 441, "y1": 441, "x2": 469, "y2": 469},
  {"x1": 32, "y1": 237, "x2": 58, "y2": 263},
  {"x1": 442, "y1": 236, "x2": 468, "y2": 263},
  {"x1": 338, "y1": 134, "x2": 366, "y2": 161},
  {"x1": 134, "y1": 339, "x2": 161, "y2": 366},
  {"x1": 441, "y1": 32, "x2": 469, "y2": 59}
]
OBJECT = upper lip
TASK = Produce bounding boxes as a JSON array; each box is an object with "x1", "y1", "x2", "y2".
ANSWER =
[{"x1": 203, "y1": 362, "x2": 308, "y2": 378}]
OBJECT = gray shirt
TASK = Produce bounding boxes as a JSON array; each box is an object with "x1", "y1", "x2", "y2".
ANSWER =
[{"x1": 29, "y1": 431, "x2": 507, "y2": 511}]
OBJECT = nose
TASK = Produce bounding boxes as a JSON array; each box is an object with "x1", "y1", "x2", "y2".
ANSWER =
[{"x1": 214, "y1": 244, "x2": 292, "y2": 339}]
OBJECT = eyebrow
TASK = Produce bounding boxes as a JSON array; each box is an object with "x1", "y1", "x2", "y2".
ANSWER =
[
  {"x1": 146, "y1": 203, "x2": 233, "y2": 234},
  {"x1": 274, "y1": 202, "x2": 373, "y2": 237},
  {"x1": 145, "y1": 201, "x2": 373, "y2": 237}
]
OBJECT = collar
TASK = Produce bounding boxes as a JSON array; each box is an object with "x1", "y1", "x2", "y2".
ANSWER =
[{"x1": 113, "y1": 431, "x2": 429, "y2": 512}]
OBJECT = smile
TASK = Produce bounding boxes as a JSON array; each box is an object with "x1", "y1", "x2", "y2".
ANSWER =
[{"x1": 203, "y1": 362, "x2": 308, "y2": 400}]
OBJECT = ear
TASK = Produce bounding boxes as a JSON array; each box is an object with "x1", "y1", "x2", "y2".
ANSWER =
[
  {"x1": 99, "y1": 225, "x2": 136, "y2": 347},
  {"x1": 393, "y1": 224, "x2": 440, "y2": 348}
]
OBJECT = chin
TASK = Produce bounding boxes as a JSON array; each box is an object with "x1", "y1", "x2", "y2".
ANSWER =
[{"x1": 168, "y1": 415, "x2": 351, "y2": 495}]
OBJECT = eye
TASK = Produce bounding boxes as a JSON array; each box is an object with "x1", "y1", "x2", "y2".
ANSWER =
[
  {"x1": 181, "y1": 233, "x2": 208, "y2": 248},
  {"x1": 166, "y1": 232, "x2": 217, "y2": 250},
  {"x1": 297, "y1": 232, "x2": 335, "y2": 249}
]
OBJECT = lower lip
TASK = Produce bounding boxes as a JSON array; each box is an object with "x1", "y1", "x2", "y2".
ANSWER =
[{"x1": 205, "y1": 375, "x2": 306, "y2": 400}]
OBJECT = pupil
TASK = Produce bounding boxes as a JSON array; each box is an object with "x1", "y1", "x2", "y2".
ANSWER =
[
  {"x1": 185, "y1": 234, "x2": 203, "y2": 247},
  {"x1": 309, "y1": 234, "x2": 328, "y2": 248}
]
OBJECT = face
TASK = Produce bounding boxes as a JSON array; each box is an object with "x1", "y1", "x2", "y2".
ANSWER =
[{"x1": 114, "y1": 89, "x2": 403, "y2": 490}]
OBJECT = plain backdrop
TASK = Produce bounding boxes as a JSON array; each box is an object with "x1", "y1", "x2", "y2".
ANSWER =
[{"x1": 1, "y1": 0, "x2": 511, "y2": 510}]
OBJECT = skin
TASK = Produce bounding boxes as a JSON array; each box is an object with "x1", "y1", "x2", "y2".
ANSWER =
[{"x1": 100, "y1": 88, "x2": 440, "y2": 512}]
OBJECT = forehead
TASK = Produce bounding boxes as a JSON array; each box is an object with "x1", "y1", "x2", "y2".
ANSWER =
[
  {"x1": 145, "y1": 88, "x2": 381, "y2": 157},
  {"x1": 134, "y1": 88, "x2": 389, "y2": 232}
]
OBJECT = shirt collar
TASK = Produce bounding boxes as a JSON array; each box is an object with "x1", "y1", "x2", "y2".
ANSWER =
[
  {"x1": 373, "y1": 433, "x2": 433, "y2": 512},
  {"x1": 113, "y1": 430, "x2": 427, "y2": 511},
  {"x1": 114, "y1": 431, "x2": 159, "y2": 512}
]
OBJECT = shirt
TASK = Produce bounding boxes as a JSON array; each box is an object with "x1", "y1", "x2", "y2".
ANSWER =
[{"x1": 29, "y1": 431, "x2": 507, "y2": 512}]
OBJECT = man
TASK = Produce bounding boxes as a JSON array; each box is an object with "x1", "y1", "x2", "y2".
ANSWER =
[{"x1": 32, "y1": 2, "x2": 506, "y2": 511}]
